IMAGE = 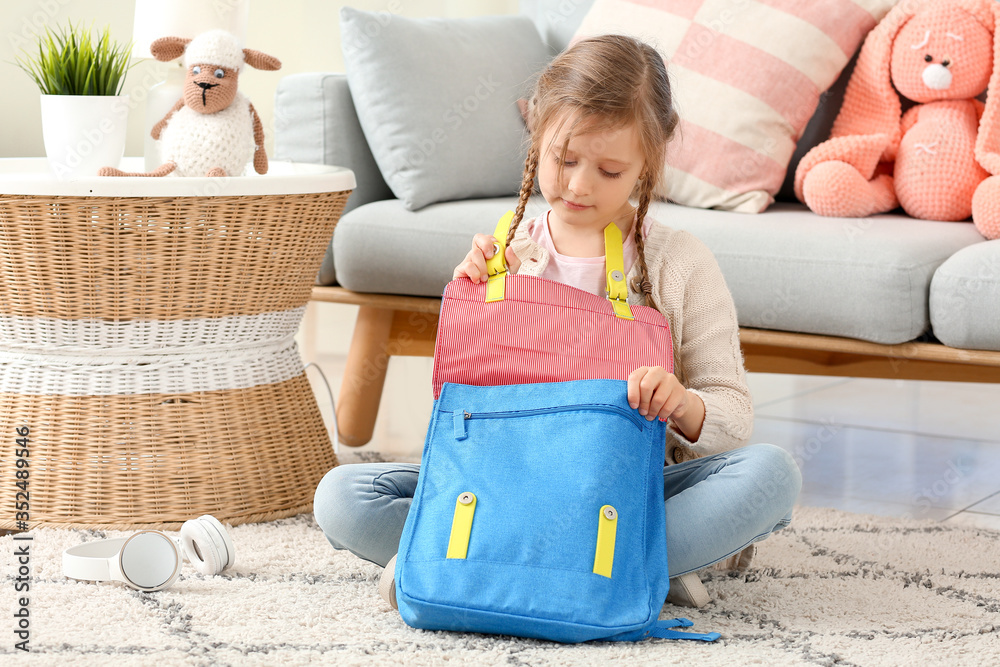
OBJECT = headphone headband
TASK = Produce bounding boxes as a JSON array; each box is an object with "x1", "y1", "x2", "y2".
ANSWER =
[{"x1": 62, "y1": 516, "x2": 234, "y2": 592}]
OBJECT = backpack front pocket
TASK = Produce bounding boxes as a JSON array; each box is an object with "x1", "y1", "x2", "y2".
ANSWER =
[
  {"x1": 398, "y1": 380, "x2": 670, "y2": 638},
  {"x1": 415, "y1": 402, "x2": 654, "y2": 577}
]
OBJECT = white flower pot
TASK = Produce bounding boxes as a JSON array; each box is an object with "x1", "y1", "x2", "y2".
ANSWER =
[{"x1": 40, "y1": 94, "x2": 130, "y2": 180}]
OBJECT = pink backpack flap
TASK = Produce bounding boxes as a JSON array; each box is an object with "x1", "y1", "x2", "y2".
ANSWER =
[{"x1": 432, "y1": 213, "x2": 674, "y2": 399}]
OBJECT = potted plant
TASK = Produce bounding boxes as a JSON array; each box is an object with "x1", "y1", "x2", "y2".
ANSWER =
[{"x1": 14, "y1": 20, "x2": 136, "y2": 179}]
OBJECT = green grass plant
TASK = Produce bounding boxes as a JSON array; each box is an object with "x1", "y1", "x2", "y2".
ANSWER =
[{"x1": 14, "y1": 20, "x2": 135, "y2": 96}]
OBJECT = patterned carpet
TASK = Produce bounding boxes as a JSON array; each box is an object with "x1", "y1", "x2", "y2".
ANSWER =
[{"x1": 2, "y1": 488, "x2": 998, "y2": 665}]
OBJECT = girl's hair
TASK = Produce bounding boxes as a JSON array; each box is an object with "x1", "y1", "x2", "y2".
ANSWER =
[{"x1": 508, "y1": 34, "x2": 679, "y2": 308}]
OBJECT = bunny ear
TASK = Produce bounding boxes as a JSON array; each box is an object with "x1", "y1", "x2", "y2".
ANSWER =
[
  {"x1": 976, "y1": 0, "x2": 1000, "y2": 174},
  {"x1": 150, "y1": 37, "x2": 191, "y2": 63},
  {"x1": 828, "y1": 3, "x2": 919, "y2": 162}
]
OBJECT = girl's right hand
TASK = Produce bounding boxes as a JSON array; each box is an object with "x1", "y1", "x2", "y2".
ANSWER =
[{"x1": 452, "y1": 234, "x2": 521, "y2": 283}]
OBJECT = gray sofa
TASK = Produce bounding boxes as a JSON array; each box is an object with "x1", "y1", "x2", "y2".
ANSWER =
[{"x1": 273, "y1": 1, "x2": 1000, "y2": 444}]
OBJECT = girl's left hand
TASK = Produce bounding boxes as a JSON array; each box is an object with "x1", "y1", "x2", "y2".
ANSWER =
[{"x1": 627, "y1": 366, "x2": 694, "y2": 423}]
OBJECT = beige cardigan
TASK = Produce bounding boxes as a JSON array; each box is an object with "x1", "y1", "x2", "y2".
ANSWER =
[{"x1": 509, "y1": 215, "x2": 754, "y2": 463}]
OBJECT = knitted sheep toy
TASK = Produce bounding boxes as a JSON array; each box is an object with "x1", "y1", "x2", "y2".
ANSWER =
[
  {"x1": 793, "y1": 0, "x2": 1000, "y2": 240},
  {"x1": 100, "y1": 30, "x2": 281, "y2": 178}
]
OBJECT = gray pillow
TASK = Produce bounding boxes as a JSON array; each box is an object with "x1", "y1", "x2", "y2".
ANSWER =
[{"x1": 340, "y1": 8, "x2": 550, "y2": 211}]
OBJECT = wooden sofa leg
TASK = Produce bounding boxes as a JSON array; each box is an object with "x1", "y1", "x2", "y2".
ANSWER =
[{"x1": 336, "y1": 306, "x2": 395, "y2": 447}]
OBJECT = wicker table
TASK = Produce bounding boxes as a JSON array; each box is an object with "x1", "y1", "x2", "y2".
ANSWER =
[{"x1": 0, "y1": 158, "x2": 354, "y2": 530}]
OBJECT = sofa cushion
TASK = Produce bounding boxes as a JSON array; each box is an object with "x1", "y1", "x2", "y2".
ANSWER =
[
  {"x1": 658, "y1": 202, "x2": 986, "y2": 344},
  {"x1": 339, "y1": 8, "x2": 550, "y2": 211},
  {"x1": 929, "y1": 240, "x2": 1000, "y2": 351},
  {"x1": 334, "y1": 197, "x2": 547, "y2": 297},
  {"x1": 571, "y1": 0, "x2": 898, "y2": 214},
  {"x1": 334, "y1": 198, "x2": 985, "y2": 345}
]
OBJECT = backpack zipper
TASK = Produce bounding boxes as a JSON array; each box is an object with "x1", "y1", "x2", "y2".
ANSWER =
[{"x1": 453, "y1": 403, "x2": 645, "y2": 440}]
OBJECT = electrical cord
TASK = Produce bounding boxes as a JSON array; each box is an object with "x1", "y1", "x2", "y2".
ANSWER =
[{"x1": 304, "y1": 361, "x2": 339, "y2": 455}]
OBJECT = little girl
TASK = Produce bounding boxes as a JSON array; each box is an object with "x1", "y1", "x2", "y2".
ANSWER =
[{"x1": 314, "y1": 34, "x2": 801, "y2": 609}]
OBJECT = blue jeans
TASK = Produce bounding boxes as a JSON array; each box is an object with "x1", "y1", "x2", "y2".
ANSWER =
[{"x1": 313, "y1": 443, "x2": 801, "y2": 577}]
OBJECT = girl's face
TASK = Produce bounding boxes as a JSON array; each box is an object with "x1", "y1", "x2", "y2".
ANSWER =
[{"x1": 537, "y1": 114, "x2": 645, "y2": 236}]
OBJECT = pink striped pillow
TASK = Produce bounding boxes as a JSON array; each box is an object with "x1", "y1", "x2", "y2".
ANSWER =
[{"x1": 572, "y1": 0, "x2": 899, "y2": 213}]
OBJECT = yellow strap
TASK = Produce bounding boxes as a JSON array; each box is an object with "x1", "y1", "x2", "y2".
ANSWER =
[
  {"x1": 610, "y1": 298, "x2": 634, "y2": 320},
  {"x1": 604, "y1": 223, "x2": 633, "y2": 320},
  {"x1": 593, "y1": 504, "x2": 618, "y2": 577},
  {"x1": 485, "y1": 273, "x2": 507, "y2": 302},
  {"x1": 446, "y1": 492, "x2": 477, "y2": 559},
  {"x1": 485, "y1": 211, "x2": 514, "y2": 303}
]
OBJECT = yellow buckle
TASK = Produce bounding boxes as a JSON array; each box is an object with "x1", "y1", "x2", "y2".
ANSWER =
[
  {"x1": 604, "y1": 223, "x2": 633, "y2": 320},
  {"x1": 446, "y1": 492, "x2": 477, "y2": 559},
  {"x1": 593, "y1": 504, "x2": 618, "y2": 578},
  {"x1": 486, "y1": 211, "x2": 514, "y2": 302}
]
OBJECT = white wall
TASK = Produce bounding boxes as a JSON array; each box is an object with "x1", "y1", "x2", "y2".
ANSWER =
[{"x1": 0, "y1": 0, "x2": 519, "y2": 159}]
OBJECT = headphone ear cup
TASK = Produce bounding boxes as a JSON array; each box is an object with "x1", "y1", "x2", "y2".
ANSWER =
[{"x1": 180, "y1": 515, "x2": 234, "y2": 576}]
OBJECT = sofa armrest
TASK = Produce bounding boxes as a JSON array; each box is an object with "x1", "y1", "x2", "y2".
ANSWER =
[
  {"x1": 275, "y1": 72, "x2": 391, "y2": 209},
  {"x1": 274, "y1": 72, "x2": 393, "y2": 284}
]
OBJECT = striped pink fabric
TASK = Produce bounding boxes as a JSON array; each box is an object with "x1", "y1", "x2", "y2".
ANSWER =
[
  {"x1": 666, "y1": 119, "x2": 787, "y2": 196},
  {"x1": 432, "y1": 276, "x2": 673, "y2": 399},
  {"x1": 572, "y1": 0, "x2": 898, "y2": 213},
  {"x1": 670, "y1": 24, "x2": 821, "y2": 129},
  {"x1": 754, "y1": 0, "x2": 879, "y2": 59}
]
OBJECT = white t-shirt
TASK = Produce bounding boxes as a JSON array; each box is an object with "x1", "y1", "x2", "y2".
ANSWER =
[{"x1": 524, "y1": 210, "x2": 654, "y2": 297}]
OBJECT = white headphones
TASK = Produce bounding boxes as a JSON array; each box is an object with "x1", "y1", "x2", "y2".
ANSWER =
[{"x1": 63, "y1": 515, "x2": 235, "y2": 592}]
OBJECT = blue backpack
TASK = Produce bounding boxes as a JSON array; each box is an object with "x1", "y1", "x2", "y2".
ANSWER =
[{"x1": 394, "y1": 378, "x2": 720, "y2": 643}]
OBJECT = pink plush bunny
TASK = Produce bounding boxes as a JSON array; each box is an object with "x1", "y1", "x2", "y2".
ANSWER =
[{"x1": 794, "y1": 0, "x2": 1000, "y2": 239}]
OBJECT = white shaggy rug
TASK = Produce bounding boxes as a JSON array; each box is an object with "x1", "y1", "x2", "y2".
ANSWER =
[{"x1": 2, "y1": 500, "x2": 999, "y2": 665}]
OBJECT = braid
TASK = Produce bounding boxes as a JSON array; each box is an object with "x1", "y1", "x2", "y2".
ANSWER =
[
  {"x1": 631, "y1": 174, "x2": 657, "y2": 309},
  {"x1": 506, "y1": 145, "x2": 539, "y2": 249},
  {"x1": 499, "y1": 35, "x2": 675, "y2": 309}
]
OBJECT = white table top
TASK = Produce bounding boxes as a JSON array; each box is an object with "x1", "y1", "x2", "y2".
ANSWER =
[{"x1": 0, "y1": 157, "x2": 356, "y2": 197}]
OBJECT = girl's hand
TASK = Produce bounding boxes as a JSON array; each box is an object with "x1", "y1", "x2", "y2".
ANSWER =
[
  {"x1": 627, "y1": 366, "x2": 706, "y2": 441},
  {"x1": 452, "y1": 234, "x2": 521, "y2": 283}
]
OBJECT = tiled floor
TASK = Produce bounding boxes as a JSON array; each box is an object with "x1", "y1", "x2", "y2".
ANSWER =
[{"x1": 300, "y1": 302, "x2": 1000, "y2": 532}]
